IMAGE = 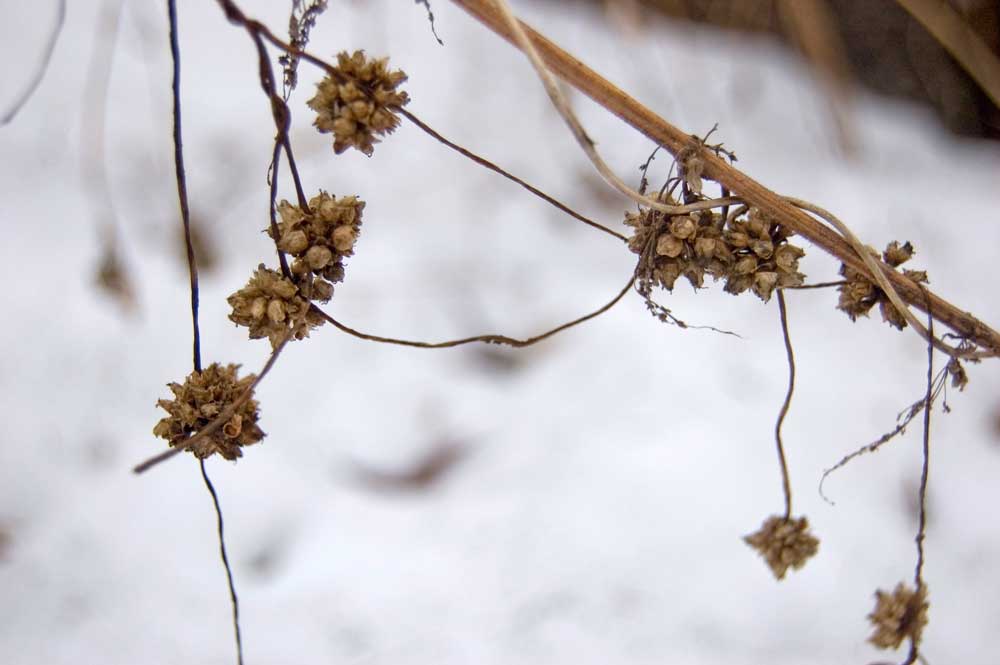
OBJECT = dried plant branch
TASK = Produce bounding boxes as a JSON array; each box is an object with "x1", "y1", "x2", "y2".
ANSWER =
[
  {"x1": 168, "y1": 0, "x2": 202, "y2": 372},
  {"x1": 450, "y1": 0, "x2": 1000, "y2": 357},
  {"x1": 314, "y1": 274, "x2": 634, "y2": 349},
  {"x1": 893, "y1": 0, "x2": 1000, "y2": 109},
  {"x1": 280, "y1": 0, "x2": 328, "y2": 99},
  {"x1": 783, "y1": 197, "x2": 967, "y2": 359},
  {"x1": 414, "y1": 0, "x2": 444, "y2": 45},
  {"x1": 818, "y1": 367, "x2": 948, "y2": 504},
  {"x1": 914, "y1": 300, "x2": 933, "y2": 588},
  {"x1": 199, "y1": 460, "x2": 244, "y2": 665},
  {"x1": 490, "y1": 0, "x2": 741, "y2": 216},
  {"x1": 1, "y1": 0, "x2": 65, "y2": 124},
  {"x1": 133, "y1": 335, "x2": 290, "y2": 474},
  {"x1": 400, "y1": 108, "x2": 626, "y2": 242},
  {"x1": 775, "y1": 290, "x2": 796, "y2": 519},
  {"x1": 217, "y1": 0, "x2": 625, "y2": 249}
]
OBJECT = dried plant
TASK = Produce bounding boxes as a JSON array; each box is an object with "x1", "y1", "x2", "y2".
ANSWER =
[
  {"x1": 743, "y1": 515, "x2": 820, "y2": 580},
  {"x1": 153, "y1": 363, "x2": 264, "y2": 461},
  {"x1": 119, "y1": 1, "x2": 1000, "y2": 662}
]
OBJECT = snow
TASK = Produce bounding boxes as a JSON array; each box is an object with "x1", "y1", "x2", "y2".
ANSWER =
[{"x1": 1, "y1": 1, "x2": 999, "y2": 664}]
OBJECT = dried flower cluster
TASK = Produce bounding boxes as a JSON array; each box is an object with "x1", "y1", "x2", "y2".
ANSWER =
[
  {"x1": 271, "y1": 191, "x2": 365, "y2": 299},
  {"x1": 743, "y1": 515, "x2": 820, "y2": 580},
  {"x1": 867, "y1": 583, "x2": 929, "y2": 650},
  {"x1": 838, "y1": 241, "x2": 928, "y2": 329},
  {"x1": 153, "y1": 363, "x2": 264, "y2": 460},
  {"x1": 626, "y1": 204, "x2": 805, "y2": 302},
  {"x1": 228, "y1": 265, "x2": 325, "y2": 347},
  {"x1": 307, "y1": 50, "x2": 409, "y2": 156}
]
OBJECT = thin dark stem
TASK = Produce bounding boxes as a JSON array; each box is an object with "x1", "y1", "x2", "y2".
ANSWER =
[
  {"x1": 914, "y1": 299, "x2": 933, "y2": 587},
  {"x1": 400, "y1": 109, "x2": 625, "y2": 242},
  {"x1": 281, "y1": 137, "x2": 310, "y2": 210},
  {"x1": 268, "y1": 140, "x2": 292, "y2": 278},
  {"x1": 168, "y1": 0, "x2": 202, "y2": 372},
  {"x1": 775, "y1": 290, "x2": 795, "y2": 519},
  {"x1": 781, "y1": 280, "x2": 847, "y2": 290},
  {"x1": 199, "y1": 460, "x2": 244, "y2": 665},
  {"x1": 314, "y1": 275, "x2": 634, "y2": 349},
  {"x1": 1, "y1": 0, "x2": 66, "y2": 124}
]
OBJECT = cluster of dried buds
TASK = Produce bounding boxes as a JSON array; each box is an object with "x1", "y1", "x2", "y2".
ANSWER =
[
  {"x1": 626, "y1": 203, "x2": 806, "y2": 302},
  {"x1": 308, "y1": 50, "x2": 409, "y2": 156},
  {"x1": 227, "y1": 265, "x2": 326, "y2": 348},
  {"x1": 152, "y1": 363, "x2": 264, "y2": 461},
  {"x1": 838, "y1": 241, "x2": 928, "y2": 330},
  {"x1": 271, "y1": 190, "x2": 364, "y2": 300},
  {"x1": 743, "y1": 514, "x2": 820, "y2": 580},
  {"x1": 867, "y1": 582, "x2": 929, "y2": 651}
]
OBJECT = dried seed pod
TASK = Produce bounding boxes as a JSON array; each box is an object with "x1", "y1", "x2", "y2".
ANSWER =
[
  {"x1": 837, "y1": 241, "x2": 927, "y2": 329},
  {"x1": 271, "y1": 191, "x2": 365, "y2": 292},
  {"x1": 743, "y1": 514, "x2": 819, "y2": 580},
  {"x1": 883, "y1": 240, "x2": 915, "y2": 267},
  {"x1": 867, "y1": 583, "x2": 929, "y2": 650},
  {"x1": 228, "y1": 265, "x2": 324, "y2": 347},
  {"x1": 723, "y1": 208, "x2": 804, "y2": 301},
  {"x1": 307, "y1": 50, "x2": 409, "y2": 156},
  {"x1": 152, "y1": 363, "x2": 264, "y2": 461},
  {"x1": 626, "y1": 204, "x2": 732, "y2": 293}
]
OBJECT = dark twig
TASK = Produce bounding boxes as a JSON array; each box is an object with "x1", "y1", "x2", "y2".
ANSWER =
[
  {"x1": 168, "y1": 0, "x2": 201, "y2": 372},
  {"x1": 268, "y1": 141, "x2": 292, "y2": 278},
  {"x1": 400, "y1": 109, "x2": 626, "y2": 242},
  {"x1": 781, "y1": 279, "x2": 847, "y2": 290},
  {"x1": 775, "y1": 290, "x2": 796, "y2": 519},
  {"x1": 900, "y1": 298, "x2": 935, "y2": 665},
  {"x1": 914, "y1": 299, "x2": 934, "y2": 587},
  {"x1": 1, "y1": 0, "x2": 66, "y2": 124},
  {"x1": 818, "y1": 368, "x2": 948, "y2": 504},
  {"x1": 414, "y1": 0, "x2": 445, "y2": 45},
  {"x1": 314, "y1": 275, "x2": 635, "y2": 349},
  {"x1": 199, "y1": 460, "x2": 244, "y2": 665}
]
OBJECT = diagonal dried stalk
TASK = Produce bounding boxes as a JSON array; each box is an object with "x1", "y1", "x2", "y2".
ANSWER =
[{"x1": 450, "y1": 0, "x2": 1000, "y2": 358}]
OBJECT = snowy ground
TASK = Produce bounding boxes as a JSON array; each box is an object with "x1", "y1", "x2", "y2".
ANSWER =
[{"x1": 2, "y1": 1, "x2": 999, "y2": 664}]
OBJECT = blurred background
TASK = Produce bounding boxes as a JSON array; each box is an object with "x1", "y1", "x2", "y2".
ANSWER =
[{"x1": 1, "y1": 1, "x2": 999, "y2": 663}]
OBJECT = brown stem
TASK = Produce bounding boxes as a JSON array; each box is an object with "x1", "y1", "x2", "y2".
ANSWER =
[{"x1": 449, "y1": 0, "x2": 1000, "y2": 357}]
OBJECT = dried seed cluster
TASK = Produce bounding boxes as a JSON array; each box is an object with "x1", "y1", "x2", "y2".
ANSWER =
[
  {"x1": 867, "y1": 583, "x2": 929, "y2": 650},
  {"x1": 228, "y1": 265, "x2": 325, "y2": 347},
  {"x1": 743, "y1": 515, "x2": 820, "y2": 580},
  {"x1": 838, "y1": 241, "x2": 928, "y2": 329},
  {"x1": 152, "y1": 363, "x2": 264, "y2": 460},
  {"x1": 307, "y1": 50, "x2": 409, "y2": 156},
  {"x1": 271, "y1": 191, "x2": 365, "y2": 299},
  {"x1": 626, "y1": 204, "x2": 805, "y2": 302}
]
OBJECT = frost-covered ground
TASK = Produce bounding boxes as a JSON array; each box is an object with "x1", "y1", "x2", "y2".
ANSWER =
[{"x1": 1, "y1": 1, "x2": 999, "y2": 664}]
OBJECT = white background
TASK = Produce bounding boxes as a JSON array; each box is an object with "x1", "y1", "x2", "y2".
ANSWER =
[{"x1": 1, "y1": 1, "x2": 999, "y2": 663}]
